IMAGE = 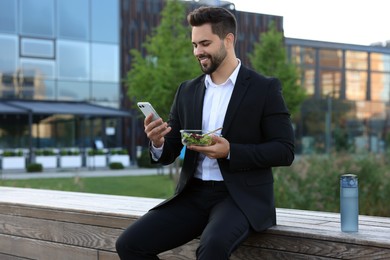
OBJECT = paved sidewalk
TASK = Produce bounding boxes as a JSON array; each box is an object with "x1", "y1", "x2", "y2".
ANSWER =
[{"x1": 0, "y1": 166, "x2": 169, "y2": 180}]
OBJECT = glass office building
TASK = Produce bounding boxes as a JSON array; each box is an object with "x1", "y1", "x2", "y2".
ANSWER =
[
  {"x1": 1, "y1": 0, "x2": 389, "y2": 159},
  {"x1": 0, "y1": 0, "x2": 120, "y2": 104},
  {"x1": 0, "y1": 0, "x2": 124, "y2": 151},
  {"x1": 285, "y1": 38, "x2": 390, "y2": 154}
]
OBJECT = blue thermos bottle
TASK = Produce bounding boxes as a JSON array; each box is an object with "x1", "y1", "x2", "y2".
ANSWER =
[{"x1": 340, "y1": 174, "x2": 359, "y2": 232}]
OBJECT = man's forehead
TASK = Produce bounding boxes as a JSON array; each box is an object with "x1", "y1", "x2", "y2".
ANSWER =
[{"x1": 191, "y1": 24, "x2": 216, "y2": 41}]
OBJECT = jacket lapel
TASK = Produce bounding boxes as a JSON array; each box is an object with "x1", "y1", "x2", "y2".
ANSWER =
[
  {"x1": 193, "y1": 77, "x2": 206, "y2": 130},
  {"x1": 222, "y1": 66, "x2": 250, "y2": 137}
]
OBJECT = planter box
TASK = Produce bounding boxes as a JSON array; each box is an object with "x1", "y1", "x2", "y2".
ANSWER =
[
  {"x1": 35, "y1": 156, "x2": 57, "y2": 169},
  {"x1": 60, "y1": 155, "x2": 82, "y2": 168},
  {"x1": 2, "y1": 157, "x2": 26, "y2": 170},
  {"x1": 87, "y1": 155, "x2": 107, "y2": 168},
  {"x1": 109, "y1": 155, "x2": 130, "y2": 167}
]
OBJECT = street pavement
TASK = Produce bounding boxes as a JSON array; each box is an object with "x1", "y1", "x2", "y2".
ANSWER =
[{"x1": 0, "y1": 166, "x2": 169, "y2": 180}]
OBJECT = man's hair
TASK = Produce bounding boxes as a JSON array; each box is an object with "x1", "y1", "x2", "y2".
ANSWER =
[{"x1": 187, "y1": 6, "x2": 237, "y2": 43}]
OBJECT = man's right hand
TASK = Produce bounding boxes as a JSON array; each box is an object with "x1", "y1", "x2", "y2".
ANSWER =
[{"x1": 144, "y1": 114, "x2": 171, "y2": 148}]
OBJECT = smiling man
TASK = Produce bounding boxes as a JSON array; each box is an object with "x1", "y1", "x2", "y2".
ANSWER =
[{"x1": 116, "y1": 6, "x2": 295, "y2": 260}]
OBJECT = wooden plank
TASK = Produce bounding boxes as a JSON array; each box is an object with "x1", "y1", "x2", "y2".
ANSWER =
[
  {"x1": 0, "y1": 187, "x2": 162, "y2": 217},
  {"x1": 158, "y1": 239, "x2": 335, "y2": 260},
  {"x1": 0, "y1": 233, "x2": 98, "y2": 260},
  {"x1": 242, "y1": 233, "x2": 390, "y2": 259},
  {"x1": 2, "y1": 187, "x2": 390, "y2": 259},
  {"x1": 0, "y1": 214, "x2": 121, "y2": 251},
  {"x1": 0, "y1": 203, "x2": 135, "y2": 229},
  {"x1": 0, "y1": 253, "x2": 29, "y2": 260},
  {"x1": 98, "y1": 250, "x2": 120, "y2": 260}
]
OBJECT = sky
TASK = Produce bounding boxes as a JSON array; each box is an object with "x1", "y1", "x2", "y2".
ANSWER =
[{"x1": 229, "y1": 0, "x2": 390, "y2": 46}]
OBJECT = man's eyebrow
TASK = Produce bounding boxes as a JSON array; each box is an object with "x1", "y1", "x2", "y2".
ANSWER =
[{"x1": 192, "y1": 40, "x2": 211, "y2": 45}]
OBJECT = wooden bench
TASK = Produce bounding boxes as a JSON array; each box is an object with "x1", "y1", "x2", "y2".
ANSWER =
[{"x1": 1, "y1": 186, "x2": 390, "y2": 259}]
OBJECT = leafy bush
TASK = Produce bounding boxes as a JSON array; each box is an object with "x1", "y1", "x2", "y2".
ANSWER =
[
  {"x1": 137, "y1": 149, "x2": 158, "y2": 168},
  {"x1": 88, "y1": 149, "x2": 105, "y2": 156},
  {"x1": 60, "y1": 150, "x2": 80, "y2": 156},
  {"x1": 273, "y1": 153, "x2": 390, "y2": 217},
  {"x1": 110, "y1": 149, "x2": 128, "y2": 155},
  {"x1": 109, "y1": 162, "x2": 124, "y2": 170},
  {"x1": 2, "y1": 150, "x2": 23, "y2": 157},
  {"x1": 26, "y1": 163, "x2": 43, "y2": 172},
  {"x1": 35, "y1": 149, "x2": 56, "y2": 156}
]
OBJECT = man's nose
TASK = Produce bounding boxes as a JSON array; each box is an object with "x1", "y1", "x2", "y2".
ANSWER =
[{"x1": 194, "y1": 46, "x2": 203, "y2": 57}]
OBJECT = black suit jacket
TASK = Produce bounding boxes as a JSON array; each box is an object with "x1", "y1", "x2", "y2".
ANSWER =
[{"x1": 154, "y1": 65, "x2": 295, "y2": 232}]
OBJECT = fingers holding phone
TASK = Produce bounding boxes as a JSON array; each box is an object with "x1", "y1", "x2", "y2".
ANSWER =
[{"x1": 137, "y1": 102, "x2": 171, "y2": 147}]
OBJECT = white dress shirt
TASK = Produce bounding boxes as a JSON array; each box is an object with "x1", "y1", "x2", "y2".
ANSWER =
[{"x1": 152, "y1": 60, "x2": 241, "y2": 181}]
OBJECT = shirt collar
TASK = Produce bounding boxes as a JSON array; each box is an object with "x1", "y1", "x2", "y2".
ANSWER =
[{"x1": 205, "y1": 59, "x2": 241, "y2": 88}]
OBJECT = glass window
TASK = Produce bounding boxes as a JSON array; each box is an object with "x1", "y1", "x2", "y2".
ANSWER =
[
  {"x1": 301, "y1": 69, "x2": 315, "y2": 96},
  {"x1": 321, "y1": 70, "x2": 341, "y2": 98},
  {"x1": 370, "y1": 53, "x2": 390, "y2": 73},
  {"x1": 319, "y1": 49, "x2": 342, "y2": 68},
  {"x1": 346, "y1": 71, "x2": 367, "y2": 101},
  {"x1": 91, "y1": 82, "x2": 120, "y2": 106},
  {"x1": 371, "y1": 72, "x2": 390, "y2": 102},
  {"x1": 91, "y1": 43, "x2": 119, "y2": 82},
  {"x1": 57, "y1": 0, "x2": 89, "y2": 40},
  {"x1": 0, "y1": 34, "x2": 18, "y2": 74},
  {"x1": 293, "y1": 47, "x2": 316, "y2": 66},
  {"x1": 33, "y1": 79, "x2": 56, "y2": 100},
  {"x1": 0, "y1": 0, "x2": 17, "y2": 33},
  {"x1": 20, "y1": 0, "x2": 55, "y2": 37},
  {"x1": 21, "y1": 38, "x2": 55, "y2": 58},
  {"x1": 20, "y1": 58, "x2": 55, "y2": 79},
  {"x1": 345, "y1": 51, "x2": 367, "y2": 70},
  {"x1": 91, "y1": 0, "x2": 119, "y2": 43},
  {"x1": 58, "y1": 81, "x2": 90, "y2": 101},
  {"x1": 57, "y1": 40, "x2": 90, "y2": 80}
]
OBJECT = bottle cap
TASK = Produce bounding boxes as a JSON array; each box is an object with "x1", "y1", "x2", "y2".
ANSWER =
[{"x1": 340, "y1": 174, "x2": 358, "y2": 188}]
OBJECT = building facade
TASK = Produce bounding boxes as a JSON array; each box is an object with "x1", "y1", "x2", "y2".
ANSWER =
[
  {"x1": 286, "y1": 38, "x2": 390, "y2": 154},
  {"x1": 1, "y1": 0, "x2": 389, "y2": 162},
  {"x1": 0, "y1": 0, "x2": 124, "y2": 153}
]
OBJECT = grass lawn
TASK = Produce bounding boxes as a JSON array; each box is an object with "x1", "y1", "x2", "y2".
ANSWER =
[{"x1": 0, "y1": 175, "x2": 176, "y2": 199}]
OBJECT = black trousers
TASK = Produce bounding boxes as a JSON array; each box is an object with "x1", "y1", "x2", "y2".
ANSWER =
[{"x1": 116, "y1": 178, "x2": 252, "y2": 260}]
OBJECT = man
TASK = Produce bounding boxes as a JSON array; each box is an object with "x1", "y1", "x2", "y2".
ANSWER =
[{"x1": 116, "y1": 6, "x2": 295, "y2": 259}]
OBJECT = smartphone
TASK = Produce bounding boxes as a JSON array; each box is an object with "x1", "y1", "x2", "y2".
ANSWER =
[{"x1": 137, "y1": 102, "x2": 161, "y2": 121}]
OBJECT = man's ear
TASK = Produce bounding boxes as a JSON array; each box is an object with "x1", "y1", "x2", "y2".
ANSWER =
[{"x1": 225, "y1": 33, "x2": 235, "y2": 48}]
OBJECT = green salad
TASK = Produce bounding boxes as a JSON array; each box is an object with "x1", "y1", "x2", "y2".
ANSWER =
[{"x1": 181, "y1": 132, "x2": 213, "y2": 146}]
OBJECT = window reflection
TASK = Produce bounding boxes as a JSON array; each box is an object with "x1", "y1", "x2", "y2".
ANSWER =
[
  {"x1": 57, "y1": 40, "x2": 90, "y2": 80},
  {"x1": 0, "y1": 0, "x2": 17, "y2": 33},
  {"x1": 21, "y1": 58, "x2": 55, "y2": 79},
  {"x1": 321, "y1": 70, "x2": 341, "y2": 98},
  {"x1": 21, "y1": 38, "x2": 55, "y2": 58},
  {"x1": 319, "y1": 49, "x2": 342, "y2": 68},
  {"x1": 0, "y1": 34, "x2": 18, "y2": 73},
  {"x1": 92, "y1": 82, "x2": 120, "y2": 107},
  {"x1": 345, "y1": 51, "x2": 367, "y2": 70},
  {"x1": 57, "y1": 0, "x2": 89, "y2": 40},
  {"x1": 91, "y1": 43, "x2": 119, "y2": 82},
  {"x1": 371, "y1": 72, "x2": 390, "y2": 102},
  {"x1": 91, "y1": 0, "x2": 119, "y2": 43},
  {"x1": 20, "y1": 0, "x2": 54, "y2": 37},
  {"x1": 302, "y1": 69, "x2": 315, "y2": 96},
  {"x1": 291, "y1": 46, "x2": 315, "y2": 66},
  {"x1": 58, "y1": 81, "x2": 90, "y2": 101},
  {"x1": 370, "y1": 53, "x2": 390, "y2": 73},
  {"x1": 34, "y1": 80, "x2": 56, "y2": 100},
  {"x1": 346, "y1": 71, "x2": 367, "y2": 101}
]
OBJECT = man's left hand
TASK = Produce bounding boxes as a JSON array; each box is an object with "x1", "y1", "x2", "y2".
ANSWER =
[{"x1": 187, "y1": 135, "x2": 230, "y2": 159}]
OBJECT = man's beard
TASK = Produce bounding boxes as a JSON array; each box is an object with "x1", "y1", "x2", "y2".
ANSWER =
[{"x1": 198, "y1": 46, "x2": 227, "y2": 75}]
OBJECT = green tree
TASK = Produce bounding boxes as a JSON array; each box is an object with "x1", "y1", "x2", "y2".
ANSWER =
[
  {"x1": 248, "y1": 23, "x2": 306, "y2": 116},
  {"x1": 126, "y1": 0, "x2": 199, "y2": 120}
]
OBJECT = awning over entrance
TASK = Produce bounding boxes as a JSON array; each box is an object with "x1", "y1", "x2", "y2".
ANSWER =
[{"x1": 0, "y1": 100, "x2": 130, "y2": 118}]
